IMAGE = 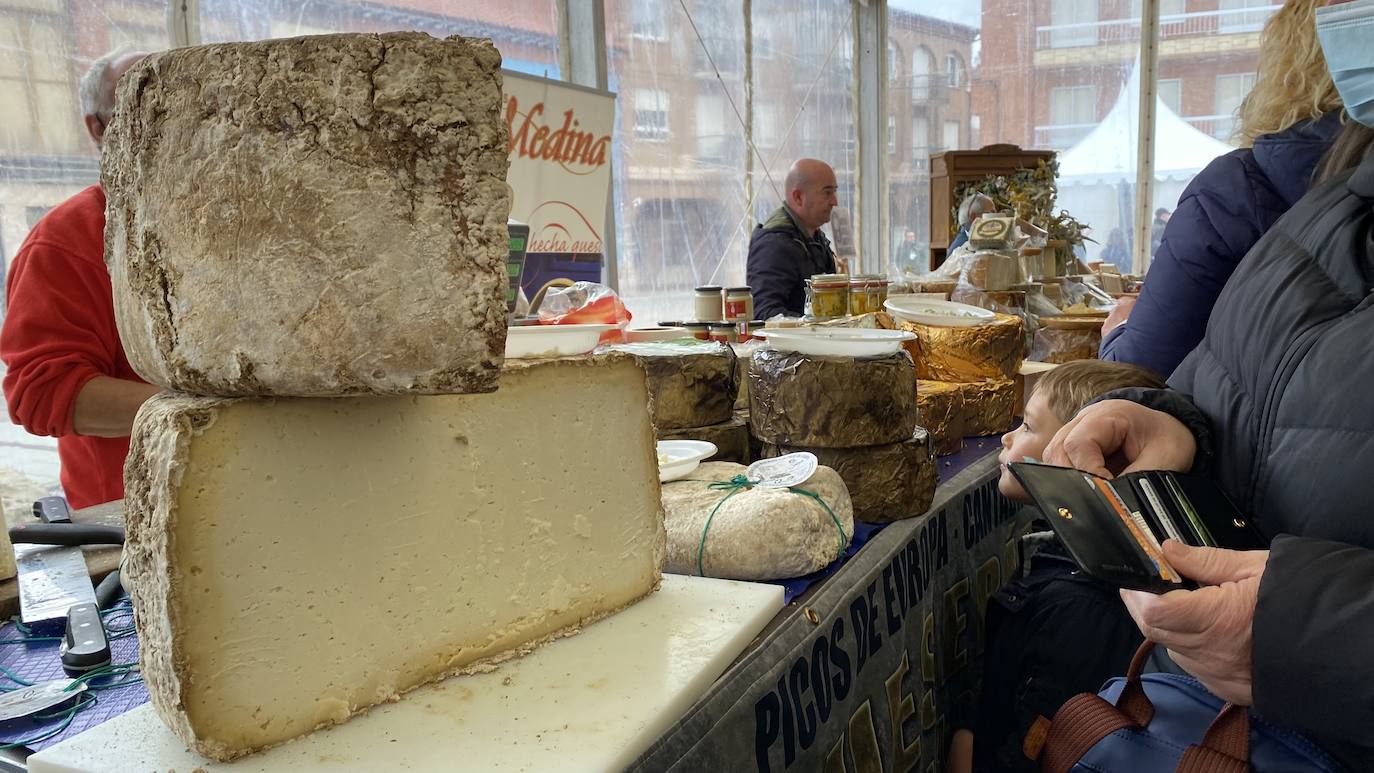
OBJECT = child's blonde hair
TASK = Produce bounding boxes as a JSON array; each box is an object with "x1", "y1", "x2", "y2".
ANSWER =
[{"x1": 1033, "y1": 360, "x2": 1166, "y2": 424}]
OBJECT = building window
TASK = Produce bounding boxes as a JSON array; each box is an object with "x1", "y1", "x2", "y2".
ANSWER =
[
  {"x1": 912, "y1": 117, "x2": 931, "y2": 166},
  {"x1": 634, "y1": 88, "x2": 670, "y2": 141},
  {"x1": 942, "y1": 120, "x2": 961, "y2": 151},
  {"x1": 888, "y1": 115, "x2": 897, "y2": 154},
  {"x1": 945, "y1": 52, "x2": 965, "y2": 89},
  {"x1": 1213, "y1": 72, "x2": 1257, "y2": 139},
  {"x1": 912, "y1": 46, "x2": 934, "y2": 101},
  {"x1": 695, "y1": 94, "x2": 730, "y2": 163},
  {"x1": 631, "y1": 0, "x2": 666, "y2": 40},
  {"x1": 888, "y1": 42, "x2": 900, "y2": 82},
  {"x1": 1219, "y1": 0, "x2": 1273, "y2": 33},
  {"x1": 1158, "y1": 78, "x2": 1183, "y2": 114},
  {"x1": 1049, "y1": 0, "x2": 1099, "y2": 49},
  {"x1": 755, "y1": 103, "x2": 778, "y2": 151},
  {"x1": 1045, "y1": 84, "x2": 1097, "y2": 147}
]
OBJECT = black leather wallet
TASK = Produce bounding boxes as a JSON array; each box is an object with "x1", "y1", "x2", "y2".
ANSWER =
[{"x1": 1008, "y1": 462, "x2": 1266, "y2": 593}]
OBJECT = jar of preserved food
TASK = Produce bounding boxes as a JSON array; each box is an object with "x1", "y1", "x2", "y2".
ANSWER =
[
  {"x1": 806, "y1": 274, "x2": 849, "y2": 318},
  {"x1": 724, "y1": 287, "x2": 753, "y2": 322},
  {"x1": 684, "y1": 322, "x2": 713, "y2": 341},
  {"x1": 849, "y1": 276, "x2": 878, "y2": 315},
  {"x1": 693, "y1": 285, "x2": 724, "y2": 322},
  {"x1": 708, "y1": 323, "x2": 738, "y2": 344}
]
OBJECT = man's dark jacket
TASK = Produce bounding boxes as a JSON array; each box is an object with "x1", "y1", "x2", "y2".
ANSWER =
[
  {"x1": 1103, "y1": 148, "x2": 1374, "y2": 770},
  {"x1": 746, "y1": 205, "x2": 836, "y2": 319},
  {"x1": 1101, "y1": 113, "x2": 1341, "y2": 377}
]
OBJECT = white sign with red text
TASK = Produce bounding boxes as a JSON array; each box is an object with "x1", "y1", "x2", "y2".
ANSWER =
[{"x1": 502, "y1": 70, "x2": 614, "y2": 285}]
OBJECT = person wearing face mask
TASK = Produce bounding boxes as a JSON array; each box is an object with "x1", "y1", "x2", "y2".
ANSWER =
[{"x1": 1040, "y1": 5, "x2": 1374, "y2": 766}]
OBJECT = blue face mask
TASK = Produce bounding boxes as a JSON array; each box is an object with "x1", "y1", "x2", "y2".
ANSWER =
[{"x1": 1318, "y1": 0, "x2": 1374, "y2": 128}]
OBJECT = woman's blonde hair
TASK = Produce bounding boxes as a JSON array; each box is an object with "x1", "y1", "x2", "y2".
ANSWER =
[{"x1": 1235, "y1": 0, "x2": 1343, "y2": 147}]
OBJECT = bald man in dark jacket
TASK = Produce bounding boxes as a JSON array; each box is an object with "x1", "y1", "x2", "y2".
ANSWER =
[{"x1": 747, "y1": 159, "x2": 838, "y2": 319}]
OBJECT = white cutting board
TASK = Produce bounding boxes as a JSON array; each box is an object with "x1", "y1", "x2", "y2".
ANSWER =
[{"x1": 30, "y1": 574, "x2": 781, "y2": 773}]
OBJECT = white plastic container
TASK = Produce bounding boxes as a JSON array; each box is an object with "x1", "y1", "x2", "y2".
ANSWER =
[
  {"x1": 883, "y1": 296, "x2": 994, "y2": 327},
  {"x1": 755, "y1": 328, "x2": 916, "y2": 358},
  {"x1": 657, "y1": 440, "x2": 719, "y2": 483},
  {"x1": 504, "y1": 324, "x2": 616, "y2": 358}
]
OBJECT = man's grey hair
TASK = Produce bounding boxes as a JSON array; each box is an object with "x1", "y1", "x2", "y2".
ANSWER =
[
  {"x1": 79, "y1": 47, "x2": 131, "y2": 121},
  {"x1": 957, "y1": 192, "x2": 997, "y2": 227}
]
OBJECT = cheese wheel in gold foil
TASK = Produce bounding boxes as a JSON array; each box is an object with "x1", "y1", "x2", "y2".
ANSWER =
[
  {"x1": 955, "y1": 378, "x2": 1016, "y2": 436},
  {"x1": 748, "y1": 349, "x2": 919, "y2": 448},
  {"x1": 916, "y1": 379, "x2": 966, "y2": 456},
  {"x1": 760, "y1": 429, "x2": 936, "y2": 523},
  {"x1": 898, "y1": 313, "x2": 1025, "y2": 382}
]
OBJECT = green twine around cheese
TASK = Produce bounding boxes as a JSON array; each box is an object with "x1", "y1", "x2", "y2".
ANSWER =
[{"x1": 696, "y1": 474, "x2": 849, "y2": 577}]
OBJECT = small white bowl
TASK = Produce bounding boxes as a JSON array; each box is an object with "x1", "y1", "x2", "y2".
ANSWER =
[
  {"x1": 504, "y1": 324, "x2": 617, "y2": 358},
  {"x1": 756, "y1": 328, "x2": 915, "y2": 358},
  {"x1": 884, "y1": 296, "x2": 994, "y2": 327},
  {"x1": 657, "y1": 440, "x2": 718, "y2": 483}
]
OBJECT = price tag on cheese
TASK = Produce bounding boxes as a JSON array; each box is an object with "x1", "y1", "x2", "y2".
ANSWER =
[
  {"x1": 0, "y1": 679, "x2": 86, "y2": 721},
  {"x1": 747, "y1": 453, "x2": 818, "y2": 489}
]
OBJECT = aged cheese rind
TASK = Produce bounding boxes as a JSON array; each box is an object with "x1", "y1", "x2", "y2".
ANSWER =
[
  {"x1": 916, "y1": 380, "x2": 966, "y2": 456},
  {"x1": 956, "y1": 378, "x2": 1016, "y2": 436},
  {"x1": 658, "y1": 415, "x2": 750, "y2": 464},
  {"x1": 748, "y1": 350, "x2": 919, "y2": 447},
  {"x1": 614, "y1": 341, "x2": 738, "y2": 430},
  {"x1": 103, "y1": 33, "x2": 511, "y2": 396},
  {"x1": 661, "y1": 462, "x2": 853, "y2": 580},
  {"x1": 898, "y1": 314, "x2": 1025, "y2": 383},
  {"x1": 124, "y1": 356, "x2": 665, "y2": 760},
  {"x1": 760, "y1": 430, "x2": 937, "y2": 523}
]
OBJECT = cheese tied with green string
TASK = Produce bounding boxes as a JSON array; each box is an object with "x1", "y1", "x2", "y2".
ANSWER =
[{"x1": 660, "y1": 461, "x2": 854, "y2": 581}]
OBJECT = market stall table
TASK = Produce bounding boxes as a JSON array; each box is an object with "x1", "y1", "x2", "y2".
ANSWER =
[{"x1": 3, "y1": 438, "x2": 1012, "y2": 771}]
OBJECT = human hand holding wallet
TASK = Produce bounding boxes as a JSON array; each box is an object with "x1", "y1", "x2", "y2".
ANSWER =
[{"x1": 1008, "y1": 462, "x2": 1266, "y2": 593}]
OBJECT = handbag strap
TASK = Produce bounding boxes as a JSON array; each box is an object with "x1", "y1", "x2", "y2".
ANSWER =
[
  {"x1": 1176, "y1": 703, "x2": 1249, "y2": 773},
  {"x1": 1039, "y1": 640, "x2": 1159, "y2": 773}
]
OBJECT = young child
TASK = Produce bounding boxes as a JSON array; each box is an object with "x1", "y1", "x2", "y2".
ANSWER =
[
  {"x1": 949, "y1": 359, "x2": 1165, "y2": 773},
  {"x1": 997, "y1": 359, "x2": 1165, "y2": 502}
]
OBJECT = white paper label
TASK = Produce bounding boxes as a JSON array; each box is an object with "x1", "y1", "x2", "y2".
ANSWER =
[
  {"x1": 0, "y1": 679, "x2": 86, "y2": 721},
  {"x1": 747, "y1": 453, "x2": 818, "y2": 488}
]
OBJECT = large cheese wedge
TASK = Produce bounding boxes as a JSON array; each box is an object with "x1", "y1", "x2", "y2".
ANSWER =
[
  {"x1": 123, "y1": 356, "x2": 666, "y2": 760},
  {"x1": 611, "y1": 341, "x2": 738, "y2": 430},
  {"x1": 102, "y1": 33, "x2": 511, "y2": 396},
  {"x1": 748, "y1": 350, "x2": 919, "y2": 447},
  {"x1": 760, "y1": 430, "x2": 937, "y2": 523},
  {"x1": 898, "y1": 314, "x2": 1025, "y2": 383},
  {"x1": 661, "y1": 462, "x2": 852, "y2": 580}
]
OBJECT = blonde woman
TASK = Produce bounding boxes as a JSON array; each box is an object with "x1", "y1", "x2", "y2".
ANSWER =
[{"x1": 1099, "y1": 0, "x2": 1342, "y2": 378}]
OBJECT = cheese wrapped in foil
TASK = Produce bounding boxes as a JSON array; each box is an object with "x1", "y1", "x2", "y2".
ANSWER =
[
  {"x1": 955, "y1": 378, "x2": 1015, "y2": 436},
  {"x1": 610, "y1": 340, "x2": 738, "y2": 431},
  {"x1": 748, "y1": 349, "x2": 919, "y2": 447},
  {"x1": 899, "y1": 313, "x2": 1025, "y2": 382},
  {"x1": 916, "y1": 379, "x2": 966, "y2": 456},
  {"x1": 760, "y1": 429, "x2": 937, "y2": 523},
  {"x1": 658, "y1": 415, "x2": 750, "y2": 464}
]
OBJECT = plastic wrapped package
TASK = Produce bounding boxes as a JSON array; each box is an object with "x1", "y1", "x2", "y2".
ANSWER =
[
  {"x1": 897, "y1": 313, "x2": 1025, "y2": 382},
  {"x1": 606, "y1": 340, "x2": 738, "y2": 431},
  {"x1": 811, "y1": 312, "x2": 897, "y2": 330},
  {"x1": 916, "y1": 380, "x2": 966, "y2": 456},
  {"x1": 1030, "y1": 322, "x2": 1102, "y2": 364},
  {"x1": 748, "y1": 349, "x2": 919, "y2": 447},
  {"x1": 731, "y1": 339, "x2": 766, "y2": 411},
  {"x1": 538, "y1": 281, "x2": 634, "y2": 345},
  {"x1": 658, "y1": 415, "x2": 750, "y2": 464},
  {"x1": 661, "y1": 462, "x2": 854, "y2": 580},
  {"x1": 759, "y1": 429, "x2": 937, "y2": 523}
]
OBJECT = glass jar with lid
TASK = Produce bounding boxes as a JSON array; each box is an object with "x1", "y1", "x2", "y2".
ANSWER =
[
  {"x1": 806, "y1": 273, "x2": 850, "y2": 318},
  {"x1": 724, "y1": 287, "x2": 753, "y2": 322},
  {"x1": 694, "y1": 285, "x2": 724, "y2": 322}
]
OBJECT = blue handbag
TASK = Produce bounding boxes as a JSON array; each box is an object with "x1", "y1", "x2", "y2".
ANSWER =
[{"x1": 1039, "y1": 642, "x2": 1346, "y2": 773}]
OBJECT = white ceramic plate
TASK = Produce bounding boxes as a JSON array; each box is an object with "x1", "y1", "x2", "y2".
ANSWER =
[
  {"x1": 883, "y1": 295, "x2": 995, "y2": 327},
  {"x1": 504, "y1": 323, "x2": 617, "y2": 358},
  {"x1": 657, "y1": 440, "x2": 718, "y2": 483},
  {"x1": 756, "y1": 328, "x2": 916, "y2": 358}
]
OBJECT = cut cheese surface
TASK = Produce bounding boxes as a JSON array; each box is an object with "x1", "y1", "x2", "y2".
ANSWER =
[{"x1": 124, "y1": 356, "x2": 665, "y2": 760}]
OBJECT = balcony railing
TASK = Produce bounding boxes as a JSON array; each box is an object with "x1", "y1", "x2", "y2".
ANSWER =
[
  {"x1": 1181, "y1": 114, "x2": 1239, "y2": 142},
  {"x1": 1034, "y1": 4, "x2": 1280, "y2": 50},
  {"x1": 1033, "y1": 123, "x2": 1095, "y2": 150}
]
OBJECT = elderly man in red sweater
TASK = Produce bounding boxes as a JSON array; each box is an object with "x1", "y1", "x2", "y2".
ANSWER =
[{"x1": 1, "y1": 49, "x2": 155, "y2": 508}]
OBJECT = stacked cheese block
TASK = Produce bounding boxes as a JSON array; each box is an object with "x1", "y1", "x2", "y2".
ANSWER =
[
  {"x1": 614, "y1": 341, "x2": 749, "y2": 464},
  {"x1": 899, "y1": 313, "x2": 1025, "y2": 453},
  {"x1": 108, "y1": 34, "x2": 665, "y2": 762},
  {"x1": 748, "y1": 349, "x2": 936, "y2": 523}
]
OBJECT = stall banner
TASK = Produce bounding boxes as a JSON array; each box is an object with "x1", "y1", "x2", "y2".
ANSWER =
[
  {"x1": 629, "y1": 454, "x2": 1036, "y2": 773},
  {"x1": 503, "y1": 70, "x2": 614, "y2": 296}
]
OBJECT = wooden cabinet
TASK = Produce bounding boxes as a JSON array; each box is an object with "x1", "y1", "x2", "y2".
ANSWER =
[{"x1": 928, "y1": 144, "x2": 1056, "y2": 270}]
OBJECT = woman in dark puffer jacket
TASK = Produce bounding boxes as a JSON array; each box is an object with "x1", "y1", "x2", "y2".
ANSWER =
[
  {"x1": 1099, "y1": 0, "x2": 1343, "y2": 378},
  {"x1": 1047, "y1": 113, "x2": 1374, "y2": 770}
]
